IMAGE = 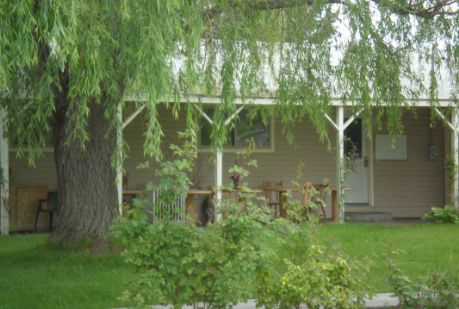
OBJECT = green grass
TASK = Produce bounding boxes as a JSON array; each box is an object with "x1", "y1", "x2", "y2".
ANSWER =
[
  {"x1": 316, "y1": 223, "x2": 459, "y2": 291},
  {"x1": 1, "y1": 223, "x2": 458, "y2": 308},
  {"x1": 0, "y1": 234, "x2": 134, "y2": 309}
]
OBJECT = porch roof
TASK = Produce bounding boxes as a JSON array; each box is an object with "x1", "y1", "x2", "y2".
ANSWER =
[{"x1": 125, "y1": 93, "x2": 457, "y2": 107}]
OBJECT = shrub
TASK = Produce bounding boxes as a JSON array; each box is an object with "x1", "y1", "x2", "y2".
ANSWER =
[
  {"x1": 112, "y1": 193, "x2": 265, "y2": 308},
  {"x1": 111, "y1": 133, "x2": 368, "y2": 308},
  {"x1": 423, "y1": 205, "x2": 459, "y2": 224},
  {"x1": 255, "y1": 222, "x2": 367, "y2": 309}
]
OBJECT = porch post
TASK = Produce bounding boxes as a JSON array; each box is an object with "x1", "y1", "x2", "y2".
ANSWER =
[
  {"x1": 215, "y1": 148, "x2": 223, "y2": 222},
  {"x1": 336, "y1": 106, "x2": 345, "y2": 223},
  {"x1": 0, "y1": 108, "x2": 9, "y2": 235},
  {"x1": 195, "y1": 105, "x2": 245, "y2": 222},
  {"x1": 117, "y1": 104, "x2": 123, "y2": 215},
  {"x1": 451, "y1": 108, "x2": 459, "y2": 209}
]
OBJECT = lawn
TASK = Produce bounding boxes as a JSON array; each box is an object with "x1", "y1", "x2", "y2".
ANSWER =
[
  {"x1": 0, "y1": 234, "x2": 134, "y2": 309},
  {"x1": 316, "y1": 223, "x2": 459, "y2": 291},
  {"x1": 1, "y1": 223, "x2": 458, "y2": 308}
]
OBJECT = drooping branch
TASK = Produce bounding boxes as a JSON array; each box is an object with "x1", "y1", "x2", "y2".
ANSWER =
[
  {"x1": 372, "y1": 0, "x2": 459, "y2": 19},
  {"x1": 204, "y1": 0, "x2": 458, "y2": 21}
]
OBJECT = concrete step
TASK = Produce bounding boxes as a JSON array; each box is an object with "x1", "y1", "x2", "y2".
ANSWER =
[{"x1": 345, "y1": 211, "x2": 393, "y2": 223}]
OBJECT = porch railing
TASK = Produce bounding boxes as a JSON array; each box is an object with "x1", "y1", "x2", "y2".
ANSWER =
[{"x1": 144, "y1": 188, "x2": 187, "y2": 223}]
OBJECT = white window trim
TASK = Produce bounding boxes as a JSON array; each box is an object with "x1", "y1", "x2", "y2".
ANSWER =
[{"x1": 198, "y1": 117, "x2": 275, "y2": 153}]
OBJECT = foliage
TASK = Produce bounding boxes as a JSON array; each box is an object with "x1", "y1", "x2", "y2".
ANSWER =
[
  {"x1": 387, "y1": 250, "x2": 459, "y2": 308},
  {"x1": 255, "y1": 222, "x2": 367, "y2": 309},
  {"x1": 112, "y1": 139, "x2": 367, "y2": 308},
  {"x1": 3, "y1": 224, "x2": 459, "y2": 308},
  {"x1": 2, "y1": 0, "x2": 458, "y2": 243},
  {"x1": 227, "y1": 138, "x2": 258, "y2": 186},
  {"x1": 1, "y1": 1, "x2": 458, "y2": 160},
  {"x1": 423, "y1": 205, "x2": 459, "y2": 224},
  {"x1": 111, "y1": 134, "x2": 264, "y2": 308},
  {"x1": 445, "y1": 155, "x2": 458, "y2": 193},
  {"x1": 112, "y1": 197, "x2": 264, "y2": 308},
  {"x1": 281, "y1": 162, "x2": 330, "y2": 223}
]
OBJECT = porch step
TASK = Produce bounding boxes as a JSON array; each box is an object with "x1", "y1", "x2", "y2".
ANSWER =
[{"x1": 345, "y1": 211, "x2": 393, "y2": 223}]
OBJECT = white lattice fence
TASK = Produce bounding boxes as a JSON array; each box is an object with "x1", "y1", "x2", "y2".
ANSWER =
[{"x1": 144, "y1": 188, "x2": 186, "y2": 223}]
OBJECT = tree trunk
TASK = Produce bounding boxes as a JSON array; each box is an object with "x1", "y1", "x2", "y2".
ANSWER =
[{"x1": 51, "y1": 99, "x2": 119, "y2": 251}]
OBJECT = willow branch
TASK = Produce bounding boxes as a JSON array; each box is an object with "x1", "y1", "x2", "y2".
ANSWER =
[{"x1": 204, "y1": 0, "x2": 458, "y2": 21}]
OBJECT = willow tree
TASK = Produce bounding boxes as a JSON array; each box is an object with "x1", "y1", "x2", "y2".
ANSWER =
[{"x1": 1, "y1": 1, "x2": 457, "y2": 247}]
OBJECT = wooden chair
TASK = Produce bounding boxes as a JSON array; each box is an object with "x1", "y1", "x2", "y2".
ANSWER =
[
  {"x1": 303, "y1": 182, "x2": 328, "y2": 219},
  {"x1": 34, "y1": 192, "x2": 58, "y2": 233},
  {"x1": 263, "y1": 180, "x2": 283, "y2": 218}
]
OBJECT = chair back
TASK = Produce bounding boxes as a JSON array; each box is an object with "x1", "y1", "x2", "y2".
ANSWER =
[
  {"x1": 263, "y1": 180, "x2": 283, "y2": 204},
  {"x1": 303, "y1": 183, "x2": 328, "y2": 203},
  {"x1": 302, "y1": 182, "x2": 329, "y2": 218}
]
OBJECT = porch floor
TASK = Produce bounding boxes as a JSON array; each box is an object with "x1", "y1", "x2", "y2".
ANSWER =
[{"x1": 345, "y1": 211, "x2": 393, "y2": 223}]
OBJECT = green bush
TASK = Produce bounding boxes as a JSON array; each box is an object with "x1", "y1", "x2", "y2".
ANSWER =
[
  {"x1": 255, "y1": 222, "x2": 367, "y2": 309},
  {"x1": 423, "y1": 205, "x2": 459, "y2": 224},
  {"x1": 111, "y1": 133, "x2": 368, "y2": 308},
  {"x1": 111, "y1": 194, "x2": 265, "y2": 308}
]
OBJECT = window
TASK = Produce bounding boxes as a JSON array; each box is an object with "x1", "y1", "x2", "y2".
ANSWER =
[
  {"x1": 344, "y1": 118, "x2": 362, "y2": 158},
  {"x1": 199, "y1": 109, "x2": 274, "y2": 152}
]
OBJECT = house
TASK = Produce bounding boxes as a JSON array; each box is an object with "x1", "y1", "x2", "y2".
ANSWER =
[
  {"x1": 0, "y1": 54, "x2": 458, "y2": 233},
  {"x1": 1, "y1": 90, "x2": 457, "y2": 233}
]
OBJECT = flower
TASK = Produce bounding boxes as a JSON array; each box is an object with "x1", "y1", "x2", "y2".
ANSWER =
[
  {"x1": 230, "y1": 172, "x2": 241, "y2": 183},
  {"x1": 230, "y1": 172, "x2": 241, "y2": 188}
]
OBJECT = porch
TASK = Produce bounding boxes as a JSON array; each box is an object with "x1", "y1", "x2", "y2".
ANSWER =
[{"x1": 2, "y1": 100, "x2": 457, "y2": 233}]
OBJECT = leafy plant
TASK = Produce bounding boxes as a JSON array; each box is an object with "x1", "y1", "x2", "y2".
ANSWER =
[
  {"x1": 423, "y1": 205, "x2": 459, "y2": 224},
  {"x1": 281, "y1": 162, "x2": 330, "y2": 224},
  {"x1": 112, "y1": 135, "x2": 367, "y2": 308},
  {"x1": 111, "y1": 134, "x2": 266, "y2": 308},
  {"x1": 256, "y1": 222, "x2": 368, "y2": 309},
  {"x1": 446, "y1": 155, "x2": 458, "y2": 193}
]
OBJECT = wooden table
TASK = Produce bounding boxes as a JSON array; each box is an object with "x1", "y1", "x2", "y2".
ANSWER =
[
  {"x1": 186, "y1": 188, "x2": 265, "y2": 223},
  {"x1": 276, "y1": 187, "x2": 353, "y2": 223},
  {"x1": 125, "y1": 187, "x2": 352, "y2": 224},
  {"x1": 122, "y1": 190, "x2": 142, "y2": 196},
  {"x1": 122, "y1": 190, "x2": 142, "y2": 203}
]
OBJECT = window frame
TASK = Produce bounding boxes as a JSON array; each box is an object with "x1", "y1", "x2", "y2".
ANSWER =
[{"x1": 198, "y1": 112, "x2": 275, "y2": 153}]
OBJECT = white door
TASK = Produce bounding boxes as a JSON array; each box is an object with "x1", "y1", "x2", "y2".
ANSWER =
[{"x1": 344, "y1": 119, "x2": 369, "y2": 204}]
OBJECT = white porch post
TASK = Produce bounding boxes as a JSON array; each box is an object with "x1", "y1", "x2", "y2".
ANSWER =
[
  {"x1": 117, "y1": 104, "x2": 123, "y2": 215},
  {"x1": 195, "y1": 105, "x2": 245, "y2": 222},
  {"x1": 215, "y1": 148, "x2": 223, "y2": 221},
  {"x1": 451, "y1": 108, "x2": 459, "y2": 209},
  {"x1": 0, "y1": 108, "x2": 9, "y2": 235},
  {"x1": 336, "y1": 106, "x2": 345, "y2": 224}
]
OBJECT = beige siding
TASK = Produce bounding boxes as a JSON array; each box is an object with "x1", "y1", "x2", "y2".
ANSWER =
[
  {"x1": 10, "y1": 151, "x2": 57, "y2": 191},
  {"x1": 371, "y1": 109, "x2": 445, "y2": 217},
  {"x1": 9, "y1": 105, "x2": 446, "y2": 218}
]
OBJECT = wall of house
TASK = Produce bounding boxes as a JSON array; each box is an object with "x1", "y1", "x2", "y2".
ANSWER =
[
  {"x1": 9, "y1": 105, "x2": 445, "y2": 219},
  {"x1": 349, "y1": 108, "x2": 445, "y2": 217},
  {"x1": 124, "y1": 106, "x2": 337, "y2": 209}
]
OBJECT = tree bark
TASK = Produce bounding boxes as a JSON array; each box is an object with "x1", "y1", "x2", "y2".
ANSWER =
[{"x1": 51, "y1": 97, "x2": 119, "y2": 251}]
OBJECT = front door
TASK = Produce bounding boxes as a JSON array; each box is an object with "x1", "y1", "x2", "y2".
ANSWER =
[{"x1": 344, "y1": 119, "x2": 369, "y2": 204}]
